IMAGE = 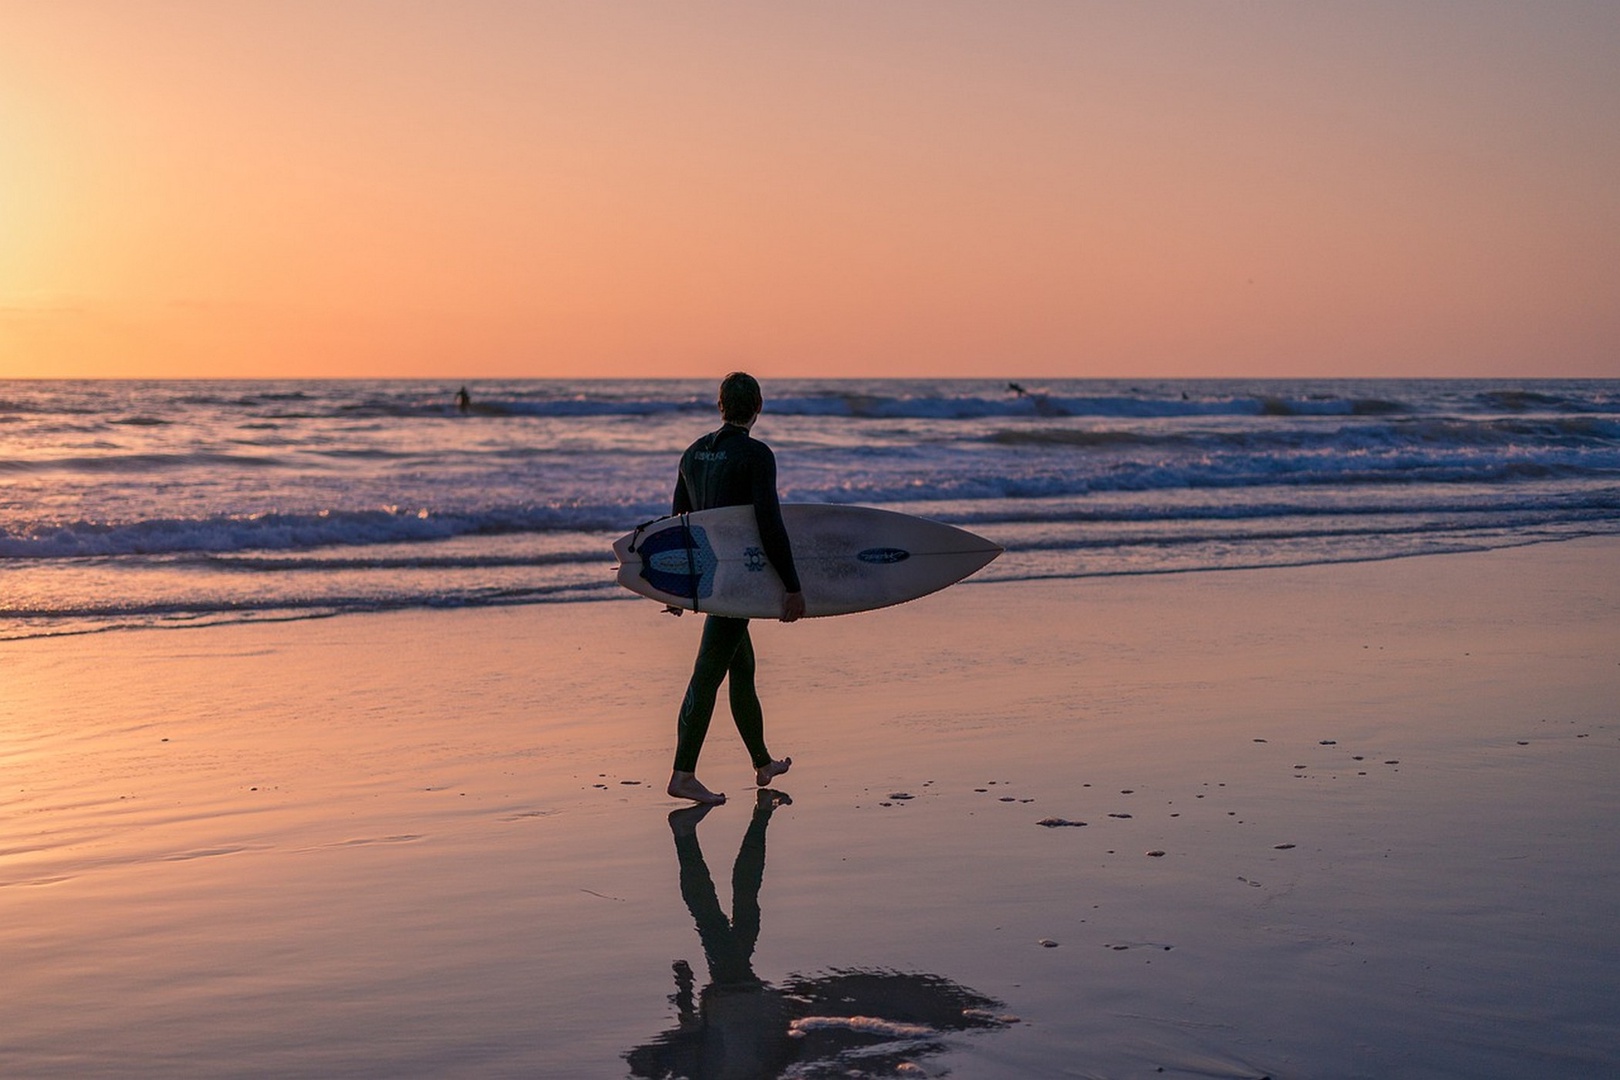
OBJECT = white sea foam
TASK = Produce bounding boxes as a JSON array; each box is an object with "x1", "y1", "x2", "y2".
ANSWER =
[
  {"x1": 788, "y1": 1015, "x2": 939, "y2": 1039},
  {"x1": 2, "y1": 377, "x2": 1617, "y2": 636}
]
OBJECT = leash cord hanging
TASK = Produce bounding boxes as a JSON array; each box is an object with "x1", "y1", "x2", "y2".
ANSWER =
[{"x1": 682, "y1": 513, "x2": 700, "y2": 614}]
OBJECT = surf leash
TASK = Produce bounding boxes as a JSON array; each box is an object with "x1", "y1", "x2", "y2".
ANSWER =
[{"x1": 680, "y1": 512, "x2": 700, "y2": 614}]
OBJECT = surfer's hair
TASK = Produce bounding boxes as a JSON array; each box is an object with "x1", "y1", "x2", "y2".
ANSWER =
[{"x1": 718, "y1": 372, "x2": 763, "y2": 423}]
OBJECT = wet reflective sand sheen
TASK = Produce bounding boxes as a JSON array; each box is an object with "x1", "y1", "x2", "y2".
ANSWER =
[{"x1": 1, "y1": 540, "x2": 1616, "y2": 1077}]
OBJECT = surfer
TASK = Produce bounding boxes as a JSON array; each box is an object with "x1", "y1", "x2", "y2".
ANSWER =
[
  {"x1": 666, "y1": 372, "x2": 804, "y2": 805},
  {"x1": 455, "y1": 385, "x2": 472, "y2": 413}
]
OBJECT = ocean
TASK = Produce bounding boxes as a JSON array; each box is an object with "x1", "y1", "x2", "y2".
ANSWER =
[{"x1": 3, "y1": 377, "x2": 1618, "y2": 640}]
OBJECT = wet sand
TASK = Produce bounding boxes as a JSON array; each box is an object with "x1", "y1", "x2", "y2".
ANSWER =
[{"x1": 2, "y1": 538, "x2": 1617, "y2": 1078}]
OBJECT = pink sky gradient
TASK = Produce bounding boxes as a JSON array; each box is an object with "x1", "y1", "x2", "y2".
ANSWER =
[{"x1": 3, "y1": 1, "x2": 1617, "y2": 379}]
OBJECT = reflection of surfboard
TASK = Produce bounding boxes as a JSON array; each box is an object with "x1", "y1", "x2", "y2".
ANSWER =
[{"x1": 612, "y1": 504, "x2": 1001, "y2": 618}]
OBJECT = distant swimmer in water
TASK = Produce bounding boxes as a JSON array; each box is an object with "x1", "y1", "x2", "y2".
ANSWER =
[
  {"x1": 455, "y1": 386, "x2": 472, "y2": 413},
  {"x1": 1007, "y1": 382, "x2": 1027, "y2": 397}
]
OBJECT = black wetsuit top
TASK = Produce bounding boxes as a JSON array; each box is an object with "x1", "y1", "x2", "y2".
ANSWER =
[{"x1": 672, "y1": 424, "x2": 801, "y2": 594}]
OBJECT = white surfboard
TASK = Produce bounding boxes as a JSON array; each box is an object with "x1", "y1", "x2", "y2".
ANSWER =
[{"x1": 612, "y1": 504, "x2": 1001, "y2": 618}]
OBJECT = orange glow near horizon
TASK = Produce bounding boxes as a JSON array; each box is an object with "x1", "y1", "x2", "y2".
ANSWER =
[{"x1": 3, "y1": 2, "x2": 1618, "y2": 380}]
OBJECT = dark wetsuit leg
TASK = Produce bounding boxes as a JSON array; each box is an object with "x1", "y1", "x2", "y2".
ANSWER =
[
  {"x1": 725, "y1": 626, "x2": 770, "y2": 768},
  {"x1": 674, "y1": 616, "x2": 771, "y2": 772}
]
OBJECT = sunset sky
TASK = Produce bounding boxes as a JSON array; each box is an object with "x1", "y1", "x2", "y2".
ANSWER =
[{"x1": 3, "y1": 1, "x2": 1617, "y2": 380}]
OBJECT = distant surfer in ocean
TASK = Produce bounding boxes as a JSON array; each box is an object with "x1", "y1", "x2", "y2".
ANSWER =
[
  {"x1": 455, "y1": 386, "x2": 472, "y2": 413},
  {"x1": 665, "y1": 372, "x2": 803, "y2": 805}
]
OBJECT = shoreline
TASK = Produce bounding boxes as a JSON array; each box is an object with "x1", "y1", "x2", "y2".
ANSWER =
[
  {"x1": 2, "y1": 538, "x2": 1616, "y2": 1077},
  {"x1": 7, "y1": 529, "x2": 1618, "y2": 646}
]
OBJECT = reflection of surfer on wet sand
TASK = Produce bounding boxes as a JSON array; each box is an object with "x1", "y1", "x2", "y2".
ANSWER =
[{"x1": 625, "y1": 791, "x2": 1015, "y2": 1079}]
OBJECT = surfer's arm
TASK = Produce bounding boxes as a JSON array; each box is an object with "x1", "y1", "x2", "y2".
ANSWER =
[{"x1": 749, "y1": 447, "x2": 801, "y2": 595}]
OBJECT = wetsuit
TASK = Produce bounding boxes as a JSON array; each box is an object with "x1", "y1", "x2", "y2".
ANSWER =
[{"x1": 671, "y1": 424, "x2": 800, "y2": 774}]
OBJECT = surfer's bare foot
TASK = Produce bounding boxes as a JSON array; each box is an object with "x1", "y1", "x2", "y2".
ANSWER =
[
  {"x1": 755, "y1": 757, "x2": 792, "y2": 786},
  {"x1": 668, "y1": 771, "x2": 726, "y2": 805}
]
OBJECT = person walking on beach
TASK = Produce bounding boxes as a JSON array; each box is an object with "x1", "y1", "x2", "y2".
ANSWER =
[{"x1": 666, "y1": 372, "x2": 804, "y2": 805}]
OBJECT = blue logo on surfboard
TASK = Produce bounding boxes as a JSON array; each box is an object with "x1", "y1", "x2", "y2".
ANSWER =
[
  {"x1": 639, "y1": 524, "x2": 717, "y2": 600},
  {"x1": 857, "y1": 547, "x2": 911, "y2": 564}
]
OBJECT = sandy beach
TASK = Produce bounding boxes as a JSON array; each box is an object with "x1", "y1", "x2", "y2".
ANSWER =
[
  {"x1": 9, "y1": 0, "x2": 1618, "y2": 1071},
  {"x1": 2, "y1": 538, "x2": 1616, "y2": 1078}
]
